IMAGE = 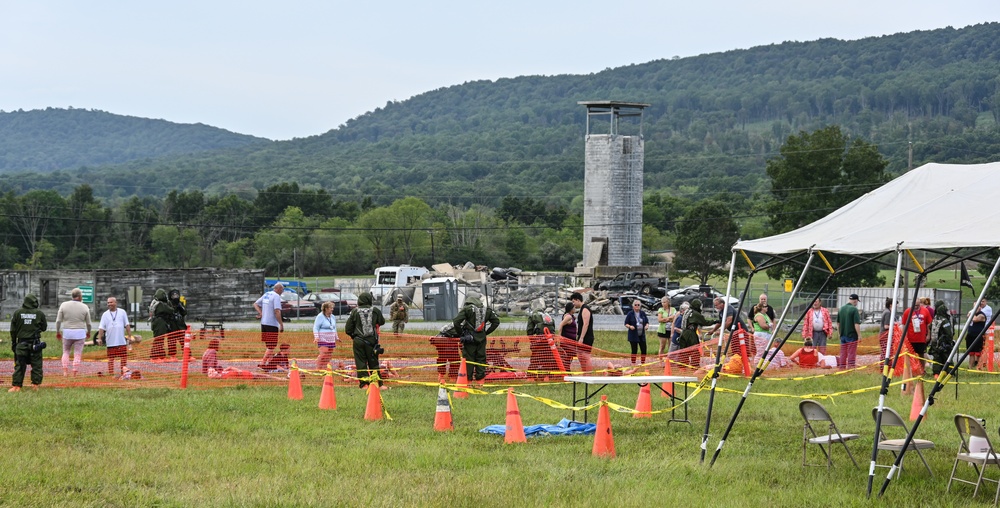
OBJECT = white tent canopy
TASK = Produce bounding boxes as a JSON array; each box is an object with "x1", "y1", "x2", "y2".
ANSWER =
[{"x1": 734, "y1": 162, "x2": 1000, "y2": 255}]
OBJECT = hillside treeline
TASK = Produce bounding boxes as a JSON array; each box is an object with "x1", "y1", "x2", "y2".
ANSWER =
[
  {"x1": 0, "y1": 107, "x2": 269, "y2": 172},
  {"x1": 2, "y1": 24, "x2": 999, "y2": 204}
]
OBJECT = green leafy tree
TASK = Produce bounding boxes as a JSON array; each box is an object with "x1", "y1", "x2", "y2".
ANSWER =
[
  {"x1": 388, "y1": 197, "x2": 433, "y2": 263},
  {"x1": 765, "y1": 125, "x2": 890, "y2": 288},
  {"x1": 673, "y1": 199, "x2": 741, "y2": 285},
  {"x1": 253, "y1": 207, "x2": 316, "y2": 277}
]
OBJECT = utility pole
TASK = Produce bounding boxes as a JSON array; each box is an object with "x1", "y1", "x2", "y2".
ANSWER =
[
  {"x1": 908, "y1": 141, "x2": 913, "y2": 171},
  {"x1": 428, "y1": 229, "x2": 436, "y2": 263}
]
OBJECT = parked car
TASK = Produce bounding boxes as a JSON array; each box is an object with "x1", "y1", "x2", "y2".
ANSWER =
[
  {"x1": 668, "y1": 286, "x2": 739, "y2": 310},
  {"x1": 280, "y1": 291, "x2": 318, "y2": 319},
  {"x1": 304, "y1": 291, "x2": 358, "y2": 315},
  {"x1": 335, "y1": 292, "x2": 359, "y2": 314},
  {"x1": 618, "y1": 293, "x2": 663, "y2": 313},
  {"x1": 596, "y1": 272, "x2": 667, "y2": 296}
]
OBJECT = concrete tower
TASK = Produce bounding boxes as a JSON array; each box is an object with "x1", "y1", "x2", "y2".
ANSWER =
[{"x1": 579, "y1": 101, "x2": 649, "y2": 268}]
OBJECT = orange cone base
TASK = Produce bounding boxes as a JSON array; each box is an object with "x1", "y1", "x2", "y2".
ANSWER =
[
  {"x1": 593, "y1": 395, "x2": 615, "y2": 457},
  {"x1": 364, "y1": 383, "x2": 383, "y2": 421},
  {"x1": 910, "y1": 380, "x2": 924, "y2": 421},
  {"x1": 434, "y1": 387, "x2": 454, "y2": 431},
  {"x1": 505, "y1": 388, "x2": 526, "y2": 443},
  {"x1": 634, "y1": 384, "x2": 652, "y2": 418},
  {"x1": 287, "y1": 369, "x2": 303, "y2": 400},
  {"x1": 661, "y1": 359, "x2": 674, "y2": 398},
  {"x1": 454, "y1": 358, "x2": 470, "y2": 399},
  {"x1": 318, "y1": 374, "x2": 337, "y2": 410}
]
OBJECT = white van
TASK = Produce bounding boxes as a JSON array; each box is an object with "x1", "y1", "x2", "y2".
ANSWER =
[{"x1": 370, "y1": 265, "x2": 429, "y2": 303}]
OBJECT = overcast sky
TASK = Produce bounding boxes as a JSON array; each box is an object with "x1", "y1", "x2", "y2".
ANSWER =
[{"x1": 1, "y1": 1, "x2": 996, "y2": 140}]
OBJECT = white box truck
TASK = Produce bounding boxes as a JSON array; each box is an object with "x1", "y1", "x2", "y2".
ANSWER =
[{"x1": 370, "y1": 265, "x2": 429, "y2": 303}]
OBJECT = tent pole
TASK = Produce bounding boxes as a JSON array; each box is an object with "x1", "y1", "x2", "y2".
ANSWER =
[
  {"x1": 866, "y1": 249, "x2": 904, "y2": 497},
  {"x1": 879, "y1": 255, "x2": 1000, "y2": 497},
  {"x1": 709, "y1": 251, "x2": 817, "y2": 467},
  {"x1": 957, "y1": 286, "x2": 963, "y2": 401},
  {"x1": 700, "y1": 250, "x2": 742, "y2": 463}
]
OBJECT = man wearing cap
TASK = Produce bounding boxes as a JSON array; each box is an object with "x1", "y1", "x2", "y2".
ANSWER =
[
  {"x1": 389, "y1": 295, "x2": 408, "y2": 334},
  {"x1": 837, "y1": 294, "x2": 863, "y2": 370}
]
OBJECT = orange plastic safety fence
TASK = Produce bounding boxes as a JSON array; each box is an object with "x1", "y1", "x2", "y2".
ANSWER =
[{"x1": 1, "y1": 329, "x2": 894, "y2": 390}]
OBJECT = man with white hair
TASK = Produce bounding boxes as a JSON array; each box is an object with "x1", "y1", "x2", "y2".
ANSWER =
[
  {"x1": 253, "y1": 283, "x2": 284, "y2": 369},
  {"x1": 55, "y1": 288, "x2": 92, "y2": 377},
  {"x1": 748, "y1": 293, "x2": 776, "y2": 322}
]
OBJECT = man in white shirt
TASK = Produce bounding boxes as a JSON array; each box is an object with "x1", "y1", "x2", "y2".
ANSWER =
[
  {"x1": 98, "y1": 297, "x2": 132, "y2": 377},
  {"x1": 56, "y1": 288, "x2": 93, "y2": 377},
  {"x1": 253, "y1": 283, "x2": 285, "y2": 369}
]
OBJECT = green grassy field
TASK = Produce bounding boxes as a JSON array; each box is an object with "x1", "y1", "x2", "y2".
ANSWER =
[{"x1": 3, "y1": 368, "x2": 999, "y2": 507}]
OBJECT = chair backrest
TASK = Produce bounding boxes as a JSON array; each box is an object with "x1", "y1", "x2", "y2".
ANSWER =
[
  {"x1": 800, "y1": 400, "x2": 832, "y2": 422},
  {"x1": 955, "y1": 414, "x2": 989, "y2": 439},
  {"x1": 872, "y1": 406, "x2": 908, "y2": 431},
  {"x1": 955, "y1": 414, "x2": 992, "y2": 453}
]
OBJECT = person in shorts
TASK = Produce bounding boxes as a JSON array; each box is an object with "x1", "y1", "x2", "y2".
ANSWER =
[
  {"x1": 98, "y1": 297, "x2": 132, "y2": 377},
  {"x1": 253, "y1": 283, "x2": 284, "y2": 369}
]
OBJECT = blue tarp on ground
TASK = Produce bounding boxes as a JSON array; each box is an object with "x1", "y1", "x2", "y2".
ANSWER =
[{"x1": 479, "y1": 418, "x2": 596, "y2": 438}]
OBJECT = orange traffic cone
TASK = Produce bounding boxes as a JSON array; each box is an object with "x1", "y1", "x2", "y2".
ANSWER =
[
  {"x1": 661, "y1": 358, "x2": 674, "y2": 398},
  {"x1": 364, "y1": 382, "x2": 383, "y2": 421},
  {"x1": 592, "y1": 395, "x2": 616, "y2": 458},
  {"x1": 634, "y1": 384, "x2": 652, "y2": 418},
  {"x1": 287, "y1": 366, "x2": 303, "y2": 400},
  {"x1": 505, "y1": 388, "x2": 526, "y2": 444},
  {"x1": 434, "y1": 387, "x2": 454, "y2": 431},
  {"x1": 318, "y1": 373, "x2": 337, "y2": 410},
  {"x1": 454, "y1": 357, "x2": 470, "y2": 399},
  {"x1": 910, "y1": 379, "x2": 924, "y2": 421}
]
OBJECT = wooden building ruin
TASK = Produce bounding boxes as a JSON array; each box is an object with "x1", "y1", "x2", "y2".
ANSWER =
[{"x1": 0, "y1": 268, "x2": 265, "y2": 326}]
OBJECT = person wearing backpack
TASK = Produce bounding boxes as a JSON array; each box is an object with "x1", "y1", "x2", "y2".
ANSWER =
[
  {"x1": 452, "y1": 295, "x2": 500, "y2": 385},
  {"x1": 525, "y1": 299, "x2": 556, "y2": 375},
  {"x1": 345, "y1": 292, "x2": 386, "y2": 389}
]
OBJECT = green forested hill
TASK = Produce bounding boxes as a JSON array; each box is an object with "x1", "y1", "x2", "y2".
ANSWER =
[
  {"x1": 0, "y1": 108, "x2": 270, "y2": 172},
  {"x1": 4, "y1": 23, "x2": 1000, "y2": 202}
]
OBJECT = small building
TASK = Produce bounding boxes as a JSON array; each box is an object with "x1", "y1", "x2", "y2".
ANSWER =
[{"x1": 0, "y1": 268, "x2": 265, "y2": 325}]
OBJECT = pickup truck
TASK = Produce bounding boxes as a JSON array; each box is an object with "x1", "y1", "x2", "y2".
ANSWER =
[{"x1": 596, "y1": 272, "x2": 666, "y2": 296}]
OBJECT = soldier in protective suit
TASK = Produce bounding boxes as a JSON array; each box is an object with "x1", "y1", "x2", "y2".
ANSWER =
[
  {"x1": 389, "y1": 294, "x2": 408, "y2": 334},
  {"x1": 525, "y1": 299, "x2": 557, "y2": 374},
  {"x1": 674, "y1": 298, "x2": 716, "y2": 370},
  {"x1": 167, "y1": 289, "x2": 187, "y2": 358},
  {"x1": 149, "y1": 288, "x2": 176, "y2": 361},
  {"x1": 10, "y1": 294, "x2": 48, "y2": 392},
  {"x1": 345, "y1": 292, "x2": 386, "y2": 389},
  {"x1": 927, "y1": 300, "x2": 955, "y2": 377},
  {"x1": 452, "y1": 294, "x2": 500, "y2": 383}
]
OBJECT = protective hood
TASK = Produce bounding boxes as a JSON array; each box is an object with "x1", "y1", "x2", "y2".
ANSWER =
[
  {"x1": 935, "y1": 301, "x2": 949, "y2": 317},
  {"x1": 357, "y1": 292, "x2": 374, "y2": 307},
  {"x1": 689, "y1": 298, "x2": 702, "y2": 311},
  {"x1": 154, "y1": 288, "x2": 169, "y2": 302},
  {"x1": 22, "y1": 294, "x2": 39, "y2": 309},
  {"x1": 465, "y1": 296, "x2": 483, "y2": 308}
]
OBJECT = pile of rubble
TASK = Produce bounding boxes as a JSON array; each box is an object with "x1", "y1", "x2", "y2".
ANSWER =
[
  {"x1": 416, "y1": 262, "x2": 632, "y2": 316},
  {"x1": 491, "y1": 286, "x2": 626, "y2": 316}
]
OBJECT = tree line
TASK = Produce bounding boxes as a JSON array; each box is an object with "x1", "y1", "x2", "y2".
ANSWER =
[{"x1": 1, "y1": 126, "x2": 893, "y2": 291}]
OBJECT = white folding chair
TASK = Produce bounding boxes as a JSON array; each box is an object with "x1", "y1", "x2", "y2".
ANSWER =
[
  {"x1": 799, "y1": 399, "x2": 859, "y2": 468},
  {"x1": 871, "y1": 406, "x2": 935, "y2": 476},
  {"x1": 948, "y1": 414, "x2": 1000, "y2": 506}
]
